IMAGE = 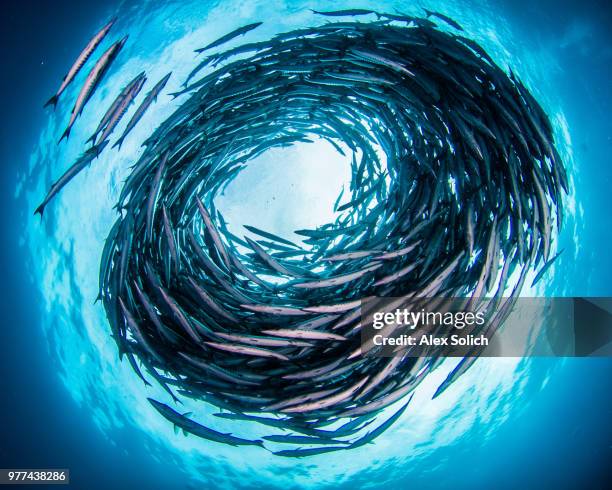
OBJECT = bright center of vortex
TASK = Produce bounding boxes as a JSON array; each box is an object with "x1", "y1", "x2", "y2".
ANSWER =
[
  {"x1": 99, "y1": 13, "x2": 567, "y2": 456},
  {"x1": 216, "y1": 140, "x2": 351, "y2": 240}
]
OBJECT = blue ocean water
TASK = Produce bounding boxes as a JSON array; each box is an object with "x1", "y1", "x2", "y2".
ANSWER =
[{"x1": 1, "y1": 0, "x2": 611, "y2": 488}]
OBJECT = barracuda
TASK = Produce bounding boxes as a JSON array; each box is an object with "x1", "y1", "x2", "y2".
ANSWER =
[{"x1": 37, "y1": 9, "x2": 567, "y2": 455}]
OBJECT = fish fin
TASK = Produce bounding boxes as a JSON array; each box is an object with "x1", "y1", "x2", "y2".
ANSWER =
[
  {"x1": 58, "y1": 127, "x2": 70, "y2": 144},
  {"x1": 173, "y1": 424, "x2": 179, "y2": 436},
  {"x1": 44, "y1": 95, "x2": 59, "y2": 109},
  {"x1": 182, "y1": 429, "x2": 189, "y2": 437},
  {"x1": 112, "y1": 137, "x2": 124, "y2": 150},
  {"x1": 93, "y1": 140, "x2": 109, "y2": 156}
]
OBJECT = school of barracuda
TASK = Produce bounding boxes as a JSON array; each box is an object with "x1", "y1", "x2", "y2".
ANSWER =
[{"x1": 36, "y1": 9, "x2": 567, "y2": 456}]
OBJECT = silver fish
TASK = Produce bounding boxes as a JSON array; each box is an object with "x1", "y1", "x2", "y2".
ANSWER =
[
  {"x1": 58, "y1": 35, "x2": 127, "y2": 143},
  {"x1": 44, "y1": 18, "x2": 116, "y2": 108},
  {"x1": 35, "y1": 141, "x2": 108, "y2": 216},
  {"x1": 113, "y1": 72, "x2": 172, "y2": 149}
]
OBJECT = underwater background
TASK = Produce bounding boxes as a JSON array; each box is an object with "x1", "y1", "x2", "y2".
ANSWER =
[{"x1": 1, "y1": 0, "x2": 611, "y2": 488}]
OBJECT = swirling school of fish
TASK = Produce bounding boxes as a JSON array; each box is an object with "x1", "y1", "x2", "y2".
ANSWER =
[{"x1": 36, "y1": 9, "x2": 567, "y2": 456}]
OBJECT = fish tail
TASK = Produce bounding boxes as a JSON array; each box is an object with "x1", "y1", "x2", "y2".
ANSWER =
[
  {"x1": 112, "y1": 137, "x2": 124, "y2": 150},
  {"x1": 85, "y1": 133, "x2": 97, "y2": 145},
  {"x1": 58, "y1": 127, "x2": 71, "y2": 144},
  {"x1": 93, "y1": 140, "x2": 109, "y2": 156},
  {"x1": 34, "y1": 203, "x2": 45, "y2": 217},
  {"x1": 44, "y1": 94, "x2": 59, "y2": 109}
]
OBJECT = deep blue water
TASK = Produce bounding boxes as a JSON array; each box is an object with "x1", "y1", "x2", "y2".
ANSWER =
[{"x1": 1, "y1": 1, "x2": 611, "y2": 489}]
